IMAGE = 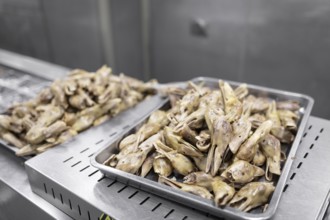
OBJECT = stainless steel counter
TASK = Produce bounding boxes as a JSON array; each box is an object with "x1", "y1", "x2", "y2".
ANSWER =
[
  {"x1": 0, "y1": 146, "x2": 72, "y2": 220},
  {"x1": 1, "y1": 116, "x2": 329, "y2": 220},
  {"x1": 0, "y1": 49, "x2": 329, "y2": 220},
  {"x1": 25, "y1": 115, "x2": 330, "y2": 220}
]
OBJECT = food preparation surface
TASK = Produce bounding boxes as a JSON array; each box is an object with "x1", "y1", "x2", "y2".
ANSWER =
[
  {"x1": 0, "y1": 49, "x2": 329, "y2": 219},
  {"x1": 26, "y1": 116, "x2": 330, "y2": 220},
  {"x1": 0, "y1": 139, "x2": 72, "y2": 220}
]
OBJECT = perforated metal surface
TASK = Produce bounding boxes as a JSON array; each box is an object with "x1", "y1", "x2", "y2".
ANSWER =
[
  {"x1": 26, "y1": 116, "x2": 330, "y2": 220},
  {"x1": 274, "y1": 117, "x2": 330, "y2": 220}
]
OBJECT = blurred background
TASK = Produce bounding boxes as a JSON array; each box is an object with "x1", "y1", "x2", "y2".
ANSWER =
[{"x1": 0, "y1": 0, "x2": 330, "y2": 118}]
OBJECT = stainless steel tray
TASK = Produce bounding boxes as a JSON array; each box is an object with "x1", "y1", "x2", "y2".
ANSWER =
[
  {"x1": 0, "y1": 65, "x2": 162, "y2": 158},
  {"x1": 91, "y1": 77, "x2": 314, "y2": 220},
  {"x1": 0, "y1": 66, "x2": 50, "y2": 157}
]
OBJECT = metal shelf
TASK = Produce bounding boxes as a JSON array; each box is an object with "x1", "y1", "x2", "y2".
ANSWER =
[{"x1": 25, "y1": 115, "x2": 330, "y2": 220}]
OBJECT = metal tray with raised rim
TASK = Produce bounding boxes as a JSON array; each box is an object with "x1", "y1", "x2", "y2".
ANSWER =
[
  {"x1": 0, "y1": 65, "x2": 162, "y2": 159},
  {"x1": 91, "y1": 77, "x2": 314, "y2": 220},
  {"x1": 0, "y1": 66, "x2": 50, "y2": 157}
]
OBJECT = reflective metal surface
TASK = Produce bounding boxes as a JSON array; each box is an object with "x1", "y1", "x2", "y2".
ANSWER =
[
  {"x1": 149, "y1": 0, "x2": 330, "y2": 119},
  {"x1": 26, "y1": 115, "x2": 330, "y2": 220},
  {"x1": 0, "y1": 142, "x2": 72, "y2": 220},
  {"x1": 243, "y1": 0, "x2": 330, "y2": 120},
  {"x1": 0, "y1": 48, "x2": 68, "y2": 80},
  {"x1": 273, "y1": 117, "x2": 330, "y2": 220},
  {"x1": 149, "y1": 0, "x2": 249, "y2": 82},
  {"x1": 0, "y1": 0, "x2": 51, "y2": 61},
  {"x1": 1, "y1": 0, "x2": 329, "y2": 119},
  {"x1": 41, "y1": 0, "x2": 105, "y2": 71},
  {"x1": 0, "y1": 49, "x2": 327, "y2": 219},
  {"x1": 0, "y1": 0, "x2": 144, "y2": 77},
  {"x1": 110, "y1": 0, "x2": 144, "y2": 78}
]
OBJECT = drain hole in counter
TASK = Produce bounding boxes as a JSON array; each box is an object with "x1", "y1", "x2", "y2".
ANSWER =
[
  {"x1": 80, "y1": 165, "x2": 90, "y2": 172},
  {"x1": 128, "y1": 191, "x2": 139, "y2": 199},
  {"x1": 95, "y1": 139, "x2": 104, "y2": 145},
  {"x1": 71, "y1": 161, "x2": 81, "y2": 167},
  {"x1": 80, "y1": 148, "x2": 89, "y2": 153},
  {"x1": 43, "y1": 183, "x2": 47, "y2": 194},
  {"x1": 107, "y1": 180, "x2": 117, "y2": 188},
  {"x1": 122, "y1": 125, "x2": 130, "y2": 130},
  {"x1": 69, "y1": 199, "x2": 72, "y2": 210},
  {"x1": 109, "y1": 132, "x2": 117, "y2": 137},
  {"x1": 51, "y1": 188, "x2": 55, "y2": 199},
  {"x1": 97, "y1": 175, "x2": 106, "y2": 182},
  {"x1": 88, "y1": 170, "x2": 99, "y2": 177},
  {"x1": 140, "y1": 197, "x2": 150, "y2": 205},
  {"x1": 152, "y1": 203, "x2": 162, "y2": 211},
  {"x1": 283, "y1": 184, "x2": 289, "y2": 192},
  {"x1": 117, "y1": 185, "x2": 127, "y2": 193},
  {"x1": 164, "y1": 209, "x2": 174, "y2": 218},
  {"x1": 63, "y1": 156, "x2": 73, "y2": 163}
]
